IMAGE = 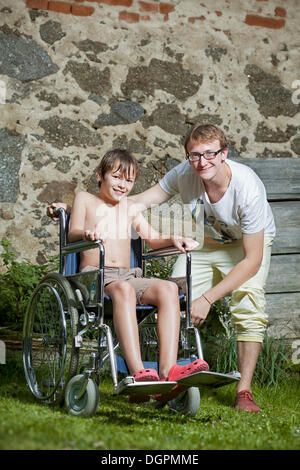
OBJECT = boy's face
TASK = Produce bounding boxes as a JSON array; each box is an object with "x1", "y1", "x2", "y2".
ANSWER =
[{"x1": 98, "y1": 163, "x2": 136, "y2": 203}]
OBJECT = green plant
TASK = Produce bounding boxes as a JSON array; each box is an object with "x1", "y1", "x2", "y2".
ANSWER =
[
  {"x1": 201, "y1": 301, "x2": 290, "y2": 386},
  {"x1": 0, "y1": 239, "x2": 59, "y2": 331}
]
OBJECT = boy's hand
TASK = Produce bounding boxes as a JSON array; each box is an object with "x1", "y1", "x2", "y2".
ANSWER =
[
  {"x1": 46, "y1": 202, "x2": 70, "y2": 221},
  {"x1": 84, "y1": 230, "x2": 105, "y2": 243},
  {"x1": 171, "y1": 236, "x2": 199, "y2": 253}
]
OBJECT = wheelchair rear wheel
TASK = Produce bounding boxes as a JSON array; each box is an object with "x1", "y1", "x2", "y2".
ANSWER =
[
  {"x1": 65, "y1": 374, "x2": 100, "y2": 417},
  {"x1": 167, "y1": 387, "x2": 200, "y2": 417},
  {"x1": 23, "y1": 273, "x2": 79, "y2": 405}
]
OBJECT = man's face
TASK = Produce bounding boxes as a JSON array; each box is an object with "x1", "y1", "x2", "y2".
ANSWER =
[
  {"x1": 98, "y1": 164, "x2": 136, "y2": 203},
  {"x1": 187, "y1": 139, "x2": 228, "y2": 182}
]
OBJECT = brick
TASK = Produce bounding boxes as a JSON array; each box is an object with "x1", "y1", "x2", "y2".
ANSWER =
[
  {"x1": 138, "y1": 1, "x2": 158, "y2": 12},
  {"x1": 48, "y1": 1, "x2": 72, "y2": 13},
  {"x1": 26, "y1": 0, "x2": 48, "y2": 9},
  {"x1": 159, "y1": 3, "x2": 175, "y2": 14},
  {"x1": 245, "y1": 14, "x2": 285, "y2": 29},
  {"x1": 72, "y1": 4, "x2": 95, "y2": 15},
  {"x1": 275, "y1": 7, "x2": 286, "y2": 17},
  {"x1": 119, "y1": 10, "x2": 140, "y2": 22},
  {"x1": 94, "y1": 0, "x2": 133, "y2": 6}
]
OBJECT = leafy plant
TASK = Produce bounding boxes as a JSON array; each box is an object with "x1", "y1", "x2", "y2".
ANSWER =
[{"x1": 0, "y1": 239, "x2": 58, "y2": 331}]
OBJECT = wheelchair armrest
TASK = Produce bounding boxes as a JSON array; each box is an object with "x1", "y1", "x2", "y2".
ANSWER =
[
  {"x1": 62, "y1": 239, "x2": 103, "y2": 256},
  {"x1": 143, "y1": 246, "x2": 187, "y2": 259}
]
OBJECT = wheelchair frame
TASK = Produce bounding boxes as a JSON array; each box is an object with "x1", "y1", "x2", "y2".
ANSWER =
[{"x1": 23, "y1": 207, "x2": 240, "y2": 418}]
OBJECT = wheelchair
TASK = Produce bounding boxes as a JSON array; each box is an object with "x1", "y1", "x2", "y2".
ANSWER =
[{"x1": 23, "y1": 207, "x2": 240, "y2": 418}]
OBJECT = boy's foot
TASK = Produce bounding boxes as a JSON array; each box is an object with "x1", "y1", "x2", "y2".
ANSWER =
[
  {"x1": 129, "y1": 368, "x2": 159, "y2": 403},
  {"x1": 235, "y1": 390, "x2": 261, "y2": 413},
  {"x1": 155, "y1": 359, "x2": 209, "y2": 404},
  {"x1": 133, "y1": 368, "x2": 159, "y2": 382},
  {"x1": 167, "y1": 359, "x2": 209, "y2": 382}
]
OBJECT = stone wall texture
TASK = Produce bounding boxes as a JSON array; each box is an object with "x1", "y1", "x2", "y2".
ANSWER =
[{"x1": 0, "y1": 0, "x2": 299, "y2": 264}]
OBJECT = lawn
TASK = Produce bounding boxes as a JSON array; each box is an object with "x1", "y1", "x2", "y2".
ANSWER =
[{"x1": 0, "y1": 354, "x2": 299, "y2": 451}]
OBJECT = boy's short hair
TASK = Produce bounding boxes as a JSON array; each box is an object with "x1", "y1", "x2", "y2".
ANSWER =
[
  {"x1": 98, "y1": 149, "x2": 139, "y2": 182},
  {"x1": 184, "y1": 124, "x2": 228, "y2": 153}
]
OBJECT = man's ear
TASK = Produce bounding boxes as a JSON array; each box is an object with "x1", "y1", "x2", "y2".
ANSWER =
[
  {"x1": 221, "y1": 147, "x2": 229, "y2": 161},
  {"x1": 97, "y1": 170, "x2": 102, "y2": 183}
]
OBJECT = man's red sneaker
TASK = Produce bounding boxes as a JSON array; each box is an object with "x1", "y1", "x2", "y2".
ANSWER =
[{"x1": 235, "y1": 390, "x2": 261, "y2": 413}]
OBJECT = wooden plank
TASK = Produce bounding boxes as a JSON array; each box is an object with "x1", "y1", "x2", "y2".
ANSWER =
[
  {"x1": 265, "y1": 254, "x2": 300, "y2": 293},
  {"x1": 266, "y1": 293, "x2": 300, "y2": 340},
  {"x1": 270, "y1": 201, "x2": 300, "y2": 254},
  {"x1": 234, "y1": 158, "x2": 300, "y2": 200}
]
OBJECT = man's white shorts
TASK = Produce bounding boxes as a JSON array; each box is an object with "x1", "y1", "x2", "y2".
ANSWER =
[{"x1": 171, "y1": 237, "x2": 273, "y2": 343}]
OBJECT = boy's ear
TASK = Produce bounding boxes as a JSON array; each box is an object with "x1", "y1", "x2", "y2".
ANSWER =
[{"x1": 97, "y1": 170, "x2": 102, "y2": 183}]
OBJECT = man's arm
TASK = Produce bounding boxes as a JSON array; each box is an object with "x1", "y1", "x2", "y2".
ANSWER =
[
  {"x1": 132, "y1": 212, "x2": 199, "y2": 253},
  {"x1": 191, "y1": 230, "x2": 264, "y2": 326},
  {"x1": 47, "y1": 183, "x2": 170, "y2": 220},
  {"x1": 129, "y1": 183, "x2": 171, "y2": 209}
]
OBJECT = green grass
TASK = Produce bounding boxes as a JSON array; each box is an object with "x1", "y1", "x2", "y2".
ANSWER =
[{"x1": 0, "y1": 354, "x2": 299, "y2": 451}]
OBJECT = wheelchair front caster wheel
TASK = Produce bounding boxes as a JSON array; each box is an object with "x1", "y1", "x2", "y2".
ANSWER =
[
  {"x1": 167, "y1": 387, "x2": 200, "y2": 417},
  {"x1": 65, "y1": 374, "x2": 100, "y2": 417}
]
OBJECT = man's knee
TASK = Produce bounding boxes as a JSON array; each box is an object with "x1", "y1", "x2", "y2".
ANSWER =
[{"x1": 230, "y1": 287, "x2": 267, "y2": 341}]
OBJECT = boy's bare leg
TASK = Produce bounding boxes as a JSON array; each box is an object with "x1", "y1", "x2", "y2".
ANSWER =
[
  {"x1": 105, "y1": 281, "x2": 144, "y2": 376},
  {"x1": 140, "y1": 280, "x2": 180, "y2": 379},
  {"x1": 236, "y1": 341, "x2": 261, "y2": 392}
]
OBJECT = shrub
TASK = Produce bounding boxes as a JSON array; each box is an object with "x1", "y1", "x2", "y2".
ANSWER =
[{"x1": 0, "y1": 239, "x2": 58, "y2": 331}]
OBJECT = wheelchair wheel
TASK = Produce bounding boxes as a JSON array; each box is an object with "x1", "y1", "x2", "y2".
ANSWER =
[
  {"x1": 167, "y1": 387, "x2": 200, "y2": 417},
  {"x1": 23, "y1": 273, "x2": 79, "y2": 405},
  {"x1": 65, "y1": 374, "x2": 100, "y2": 417}
]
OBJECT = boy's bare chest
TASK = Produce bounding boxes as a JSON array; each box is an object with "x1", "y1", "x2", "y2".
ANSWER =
[{"x1": 85, "y1": 200, "x2": 132, "y2": 235}]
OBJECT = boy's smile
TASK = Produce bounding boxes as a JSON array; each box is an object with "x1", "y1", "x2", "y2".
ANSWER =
[{"x1": 98, "y1": 164, "x2": 136, "y2": 204}]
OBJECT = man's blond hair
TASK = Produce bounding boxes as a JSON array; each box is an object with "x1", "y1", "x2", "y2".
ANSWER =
[{"x1": 184, "y1": 124, "x2": 228, "y2": 153}]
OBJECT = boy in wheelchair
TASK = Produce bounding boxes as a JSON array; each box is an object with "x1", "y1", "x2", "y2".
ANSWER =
[{"x1": 67, "y1": 148, "x2": 209, "y2": 400}]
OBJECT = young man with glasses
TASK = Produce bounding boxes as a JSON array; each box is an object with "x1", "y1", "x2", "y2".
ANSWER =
[
  {"x1": 129, "y1": 124, "x2": 276, "y2": 412},
  {"x1": 48, "y1": 124, "x2": 275, "y2": 412}
]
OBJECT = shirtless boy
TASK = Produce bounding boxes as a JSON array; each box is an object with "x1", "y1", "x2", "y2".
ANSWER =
[{"x1": 67, "y1": 149, "x2": 209, "y2": 391}]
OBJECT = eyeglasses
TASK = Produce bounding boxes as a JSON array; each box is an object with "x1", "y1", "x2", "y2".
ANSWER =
[{"x1": 186, "y1": 148, "x2": 225, "y2": 162}]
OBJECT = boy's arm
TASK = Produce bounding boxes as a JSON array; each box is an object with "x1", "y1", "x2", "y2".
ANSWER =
[
  {"x1": 69, "y1": 192, "x2": 104, "y2": 243},
  {"x1": 68, "y1": 192, "x2": 87, "y2": 242},
  {"x1": 132, "y1": 213, "x2": 198, "y2": 253}
]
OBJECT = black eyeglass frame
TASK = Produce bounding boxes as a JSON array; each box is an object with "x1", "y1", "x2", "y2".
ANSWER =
[{"x1": 186, "y1": 147, "x2": 227, "y2": 162}]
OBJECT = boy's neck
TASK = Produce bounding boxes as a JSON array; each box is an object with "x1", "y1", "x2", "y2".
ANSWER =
[{"x1": 97, "y1": 189, "x2": 127, "y2": 207}]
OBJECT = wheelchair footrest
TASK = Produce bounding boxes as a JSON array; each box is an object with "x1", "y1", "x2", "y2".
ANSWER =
[
  {"x1": 115, "y1": 377, "x2": 177, "y2": 396},
  {"x1": 176, "y1": 370, "x2": 241, "y2": 388}
]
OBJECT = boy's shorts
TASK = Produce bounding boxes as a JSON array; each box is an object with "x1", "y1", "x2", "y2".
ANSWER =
[{"x1": 80, "y1": 266, "x2": 159, "y2": 305}]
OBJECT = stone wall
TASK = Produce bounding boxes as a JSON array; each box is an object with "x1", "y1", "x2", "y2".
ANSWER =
[{"x1": 0, "y1": 0, "x2": 299, "y2": 264}]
